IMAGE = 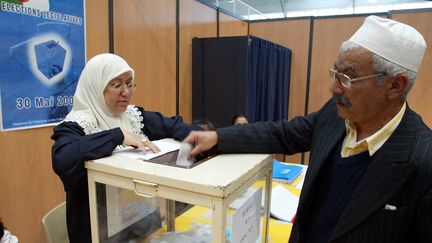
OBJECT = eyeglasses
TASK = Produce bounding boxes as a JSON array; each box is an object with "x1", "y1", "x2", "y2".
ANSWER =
[
  {"x1": 109, "y1": 82, "x2": 136, "y2": 92},
  {"x1": 329, "y1": 68, "x2": 385, "y2": 88}
]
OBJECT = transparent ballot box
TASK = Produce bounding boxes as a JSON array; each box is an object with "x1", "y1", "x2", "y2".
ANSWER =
[{"x1": 85, "y1": 140, "x2": 273, "y2": 243}]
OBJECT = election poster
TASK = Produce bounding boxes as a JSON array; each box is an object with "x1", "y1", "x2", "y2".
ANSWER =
[{"x1": 0, "y1": 0, "x2": 85, "y2": 130}]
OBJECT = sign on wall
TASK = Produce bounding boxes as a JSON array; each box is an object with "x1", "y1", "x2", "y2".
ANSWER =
[{"x1": 0, "y1": 0, "x2": 85, "y2": 130}]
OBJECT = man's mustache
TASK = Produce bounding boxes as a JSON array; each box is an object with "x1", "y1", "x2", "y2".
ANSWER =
[{"x1": 333, "y1": 95, "x2": 352, "y2": 108}]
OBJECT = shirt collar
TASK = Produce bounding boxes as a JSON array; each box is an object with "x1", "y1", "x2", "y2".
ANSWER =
[{"x1": 342, "y1": 102, "x2": 406, "y2": 157}]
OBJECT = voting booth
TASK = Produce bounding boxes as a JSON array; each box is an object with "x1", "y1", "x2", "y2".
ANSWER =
[
  {"x1": 85, "y1": 139, "x2": 273, "y2": 242},
  {"x1": 192, "y1": 36, "x2": 292, "y2": 128}
]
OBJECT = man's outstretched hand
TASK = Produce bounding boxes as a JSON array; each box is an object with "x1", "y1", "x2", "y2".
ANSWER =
[{"x1": 183, "y1": 131, "x2": 218, "y2": 158}]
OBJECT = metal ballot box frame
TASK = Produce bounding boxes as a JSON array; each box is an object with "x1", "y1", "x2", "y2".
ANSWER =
[{"x1": 86, "y1": 140, "x2": 273, "y2": 243}]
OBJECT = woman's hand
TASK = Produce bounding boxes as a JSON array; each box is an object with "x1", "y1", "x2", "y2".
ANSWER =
[
  {"x1": 141, "y1": 138, "x2": 161, "y2": 153},
  {"x1": 121, "y1": 129, "x2": 160, "y2": 153}
]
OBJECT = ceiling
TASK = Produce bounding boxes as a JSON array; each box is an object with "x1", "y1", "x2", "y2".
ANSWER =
[{"x1": 200, "y1": 0, "x2": 432, "y2": 20}]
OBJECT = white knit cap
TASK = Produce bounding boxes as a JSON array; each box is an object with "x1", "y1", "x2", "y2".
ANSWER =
[{"x1": 348, "y1": 15, "x2": 427, "y2": 72}]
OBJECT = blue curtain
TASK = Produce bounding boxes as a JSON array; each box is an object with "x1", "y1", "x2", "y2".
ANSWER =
[{"x1": 247, "y1": 36, "x2": 291, "y2": 122}]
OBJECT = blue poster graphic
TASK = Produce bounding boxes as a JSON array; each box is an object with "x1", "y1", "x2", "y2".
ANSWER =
[{"x1": 0, "y1": 0, "x2": 85, "y2": 130}]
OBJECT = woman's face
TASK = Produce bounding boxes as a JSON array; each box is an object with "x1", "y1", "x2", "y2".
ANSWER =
[
  {"x1": 103, "y1": 72, "x2": 135, "y2": 116},
  {"x1": 234, "y1": 116, "x2": 249, "y2": 125}
]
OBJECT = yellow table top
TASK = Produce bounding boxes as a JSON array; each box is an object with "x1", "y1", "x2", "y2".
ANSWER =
[{"x1": 151, "y1": 177, "x2": 304, "y2": 242}]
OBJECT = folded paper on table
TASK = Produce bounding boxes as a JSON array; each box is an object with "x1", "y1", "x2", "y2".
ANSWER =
[
  {"x1": 113, "y1": 139, "x2": 180, "y2": 160},
  {"x1": 272, "y1": 159, "x2": 303, "y2": 184},
  {"x1": 270, "y1": 185, "x2": 299, "y2": 223}
]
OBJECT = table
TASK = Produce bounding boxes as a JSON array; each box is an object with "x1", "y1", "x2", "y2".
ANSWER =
[
  {"x1": 172, "y1": 181, "x2": 301, "y2": 243},
  {"x1": 86, "y1": 140, "x2": 273, "y2": 242}
]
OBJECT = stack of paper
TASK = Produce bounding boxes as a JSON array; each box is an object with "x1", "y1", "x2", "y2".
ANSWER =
[
  {"x1": 270, "y1": 185, "x2": 299, "y2": 223},
  {"x1": 113, "y1": 139, "x2": 180, "y2": 160}
]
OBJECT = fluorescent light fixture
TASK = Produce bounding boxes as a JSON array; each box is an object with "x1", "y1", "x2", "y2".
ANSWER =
[{"x1": 237, "y1": 1, "x2": 432, "y2": 20}]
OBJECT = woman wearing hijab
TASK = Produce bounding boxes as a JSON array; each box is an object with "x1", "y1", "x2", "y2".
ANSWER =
[
  {"x1": 51, "y1": 53, "x2": 196, "y2": 243},
  {"x1": 0, "y1": 219, "x2": 18, "y2": 243}
]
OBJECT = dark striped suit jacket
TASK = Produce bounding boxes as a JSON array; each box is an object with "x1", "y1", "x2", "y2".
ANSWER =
[{"x1": 216, "y1": 100, "x2": 432, "y2": 243}]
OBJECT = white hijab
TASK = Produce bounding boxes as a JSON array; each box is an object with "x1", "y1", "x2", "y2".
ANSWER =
[
  {"x1": 64, "y1": 53, "x2": 141, "y2": 135},
  {"x1": 0, "y1": 230, "x2": 18, "y2": 243}
]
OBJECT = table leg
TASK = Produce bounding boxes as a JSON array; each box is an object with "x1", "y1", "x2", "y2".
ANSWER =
[
  {"x1": 166, "y1": 199, "x2": 175, "y2": 231},
  {"x1": 262, "y1": 169, "x2": 272, "y2": 243},
  {"x1": 212, "y1": 198, "x2": 226, "y2": 242},
  {"x1": 88, "y1": 171, "x2": 100, "y2": 243}
]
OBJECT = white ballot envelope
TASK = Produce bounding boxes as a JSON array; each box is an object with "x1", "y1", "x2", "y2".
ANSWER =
[{"x1": 176, "y1": 142, "x2": 196, "y2": 167}]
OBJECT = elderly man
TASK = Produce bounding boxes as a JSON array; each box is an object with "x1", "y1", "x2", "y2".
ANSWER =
[{"x1": 184, "y1": 15, "x2": 431, "y2": 243}]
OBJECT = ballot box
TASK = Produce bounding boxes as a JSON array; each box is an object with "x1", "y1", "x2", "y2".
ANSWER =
[{"x1": 85, "y1": 139, "x2": 273, "y2": 242}]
